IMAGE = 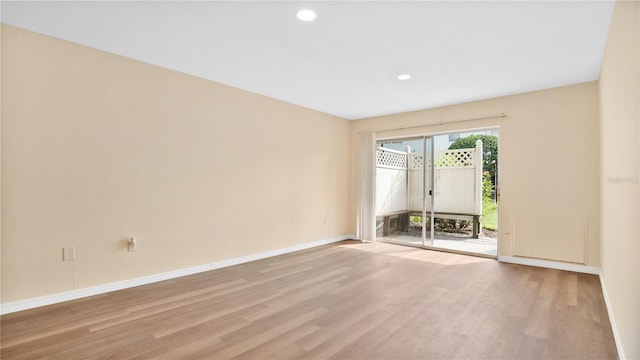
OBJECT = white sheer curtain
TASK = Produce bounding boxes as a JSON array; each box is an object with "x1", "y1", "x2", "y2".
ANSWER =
[{"x1": 356, "y1": 132, "x2": 376, "y2": 242}]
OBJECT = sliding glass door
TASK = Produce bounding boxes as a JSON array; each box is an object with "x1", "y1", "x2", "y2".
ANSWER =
[
  {"x1": 375, "y1": 130, "x2": 498, "y2": 257},
  {"x1": 375, "y1": 137, "x2": 430, "y2": 246},
  {"x1": 374, "y1": 136, "x2": 436, "y2": 247}
]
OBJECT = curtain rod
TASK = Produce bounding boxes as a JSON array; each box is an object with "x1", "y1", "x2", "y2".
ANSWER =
[{"x1": 358, "y1": 113, "x2": 506, "y2": 134}]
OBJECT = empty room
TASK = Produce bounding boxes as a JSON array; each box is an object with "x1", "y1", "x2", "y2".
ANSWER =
[{"x1": 1, "y1": 1, "x2": 638, "y2": 359}]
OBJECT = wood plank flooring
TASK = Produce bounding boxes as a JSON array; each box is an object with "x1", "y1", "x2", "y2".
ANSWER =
[{"x1": 1, "y1": 241, "x2": 618, "y2": 359}]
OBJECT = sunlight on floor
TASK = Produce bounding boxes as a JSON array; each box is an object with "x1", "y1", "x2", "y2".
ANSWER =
[
  {"x1": 381, "y1": 234, "x2": 498, "y2": 256},
  {"x1": 339, "y1": 240, "x2": 494, "y2": 266}
]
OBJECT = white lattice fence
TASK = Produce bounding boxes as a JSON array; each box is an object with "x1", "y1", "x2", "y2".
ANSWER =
[
  {"x1": 408, "y1": 148, "x2": 476, "y2": 169},
  {"x1": 435, "y1": 149, "x2": 475, "y2": 167},
  {"x1": 409, "y1": 153, "x2": 425, "y2": 169},
  {"x1": 376, "y1": 147, "x2": 407, "y2": 169},
  {"x1": 377, "y1": 140, "x2": 484, "y2": 216}
]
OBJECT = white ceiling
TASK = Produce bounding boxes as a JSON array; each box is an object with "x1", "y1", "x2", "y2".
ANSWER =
[{"x1": 1, "y1": 1, "x2": 615, "y2": 120}]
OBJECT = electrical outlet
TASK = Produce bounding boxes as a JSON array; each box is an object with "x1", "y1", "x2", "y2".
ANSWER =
[{"x1": 62, "y1": 247, "x2": 75, "y2": 261}]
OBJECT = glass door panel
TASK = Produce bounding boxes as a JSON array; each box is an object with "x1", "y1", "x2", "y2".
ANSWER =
[
  {"x1": 375, "y1": 138, "x2": 424, "y2": 246},
  {"x1": 375, "y1": 130, "x2": 498, "y2": 257},
  {"x1": 430, "y1": 133, "x2": 498, "y2": 256}
]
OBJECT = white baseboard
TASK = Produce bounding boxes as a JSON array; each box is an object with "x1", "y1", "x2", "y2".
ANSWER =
[
  {"x1": 0, "y1": 235, "x2": 354, "y2": 315},
  {"x1": 598, "y1": 270, "x2": 626, "y2": 360},
  {"x1": 498, "y1": 255, "x2": 600, "y2": 274}
]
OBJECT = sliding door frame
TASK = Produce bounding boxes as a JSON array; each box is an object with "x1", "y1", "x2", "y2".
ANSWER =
[{"x1": 375, "y1": 127, "x2": 500, "y2": 259}]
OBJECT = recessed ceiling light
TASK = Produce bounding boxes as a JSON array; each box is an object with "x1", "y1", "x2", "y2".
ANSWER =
[
  {"x1": 397, "y1": 74, "x2": 411, "y2": 80},
  {"x1": 297, "y1": 9, "x2": 317, "y2": 22}
]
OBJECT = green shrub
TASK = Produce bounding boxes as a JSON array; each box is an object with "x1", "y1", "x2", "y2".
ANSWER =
[
  {"x1": 434, "y1": 218, "x2": 470, "y2": 232},
  {"x1": 482, "y1": 171, "x2": 494, "y2": 201}
]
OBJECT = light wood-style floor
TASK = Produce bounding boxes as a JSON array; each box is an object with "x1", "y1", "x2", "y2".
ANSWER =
[{"x1": 1, "y1": 241, "x2": 617, "y2": 359}]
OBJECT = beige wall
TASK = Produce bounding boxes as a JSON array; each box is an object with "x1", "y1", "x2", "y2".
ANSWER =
[
  {"x1": 350, "y1": 82, "x2": 601, "y2": 266},
  {"x1": 3, "y1": 10, "x2": 638, "y2": 358},
  {"x1": 599, "y1": 1, "x2": 640, "y2": 358},
  {"x1": 1, "y1": 25, "x2": 351, "y2": 303}
]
